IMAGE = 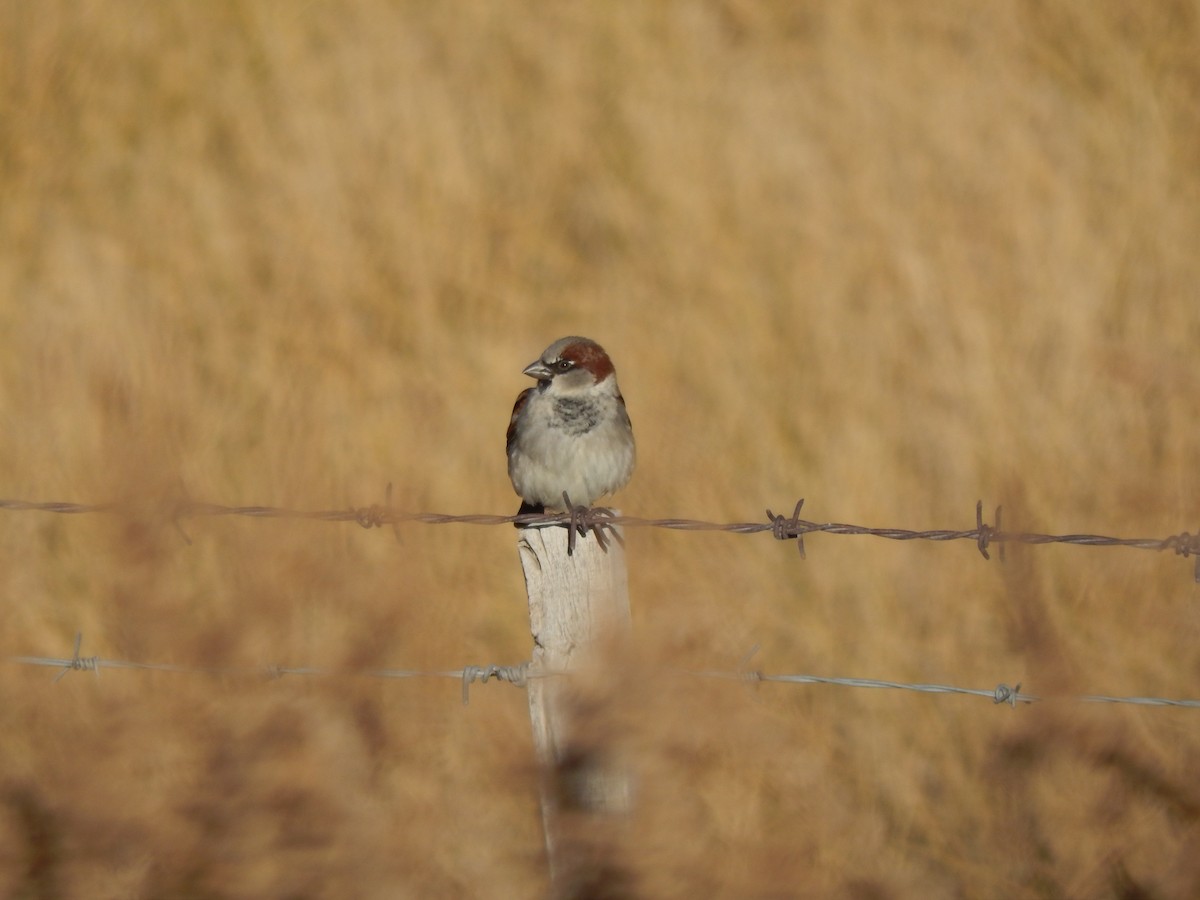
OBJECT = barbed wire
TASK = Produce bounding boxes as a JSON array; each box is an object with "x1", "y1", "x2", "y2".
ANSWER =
[
  {"x1": 3, "y1": 493, "x2": 1198, "y2": 579},
  {"x1": 7, "y1": 634, "x2": 1198, "y2": 710},
  {"x1": 9, "y1": 634, "x2": 532, "y2": 704},
  {"x1": 701, "y1": 672, "x2": 1200, "y2": 709}
]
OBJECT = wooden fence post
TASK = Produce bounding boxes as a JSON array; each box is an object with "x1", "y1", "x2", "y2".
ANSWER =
[{"x1": 518, "y1": 521, "x2": 632, "y2": 896}]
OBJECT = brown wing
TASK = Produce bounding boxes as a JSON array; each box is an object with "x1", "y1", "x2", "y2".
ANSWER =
[
  {"x1": 616, "y1": 390, "x2": 632, "y2": 432},
  {"x1": 506, "y1": 387, "x2": 534, "y2": 455}
]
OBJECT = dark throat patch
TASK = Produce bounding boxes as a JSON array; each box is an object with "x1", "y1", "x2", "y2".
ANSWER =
[{"x1": 552, "y1": 397, "x2": 601, "y2": 435}]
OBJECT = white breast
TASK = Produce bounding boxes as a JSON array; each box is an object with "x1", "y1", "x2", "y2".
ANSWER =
[{"x1": 508, "y1": 387, "x2": 634, "y2": 508}]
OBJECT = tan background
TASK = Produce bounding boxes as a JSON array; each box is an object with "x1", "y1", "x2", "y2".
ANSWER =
[{"x1": 1, "y1": 2, "x2": 1198, "y2": 896}]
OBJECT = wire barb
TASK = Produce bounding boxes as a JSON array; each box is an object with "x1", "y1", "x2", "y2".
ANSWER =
[
  {"x1": 53, "y1": 633, "x2": 100, "y2": 683},
  {"x1": 559, "y1": 494, "x2": 625, "y2": 556},
  {"x1": 975, "y1": 501, "x2": 1005, "y2": 561},
  {"x1": 169, "y1": 479, "x2": 196, "y2": 545},
  {"x1": 351, "y1": 482, "x2": 394, "y2": 531},
  {"x1": 767, "y1": 500, "x2": 806, "y2": 557},
  {"x1": 461, "y1": 663, "x2": 529, "y2": 705},
  {"x1": 736, "y1": 643, "x2": 764, "y2": 682},
  {"x1": 1160, "y1": 530, "x2": 1200, "y2": 583},
  {"x1": 993, "y1": 682, "x2": 1023, "y2": 707}
]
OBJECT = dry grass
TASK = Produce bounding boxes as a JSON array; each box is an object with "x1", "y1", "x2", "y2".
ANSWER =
[{"x1": 2, "y1": 0, "x2": 1199, "y2": 896}]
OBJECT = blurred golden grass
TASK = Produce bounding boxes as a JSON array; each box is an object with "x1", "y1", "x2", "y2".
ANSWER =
[{"x1": 1, "y1": 0, "x2": 1199, "y2": 896}]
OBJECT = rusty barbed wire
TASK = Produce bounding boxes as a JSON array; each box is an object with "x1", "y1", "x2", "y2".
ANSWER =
[
  {"x1": 8, "y1": 634, "x2": 1199, "y2": 710},
  {"x1": 3, "y1": 492, "x2": 1198, "y2": 578}
]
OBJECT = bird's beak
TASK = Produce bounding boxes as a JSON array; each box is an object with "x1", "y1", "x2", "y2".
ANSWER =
[{"x1": 522, "y1": 360, "x2": 553, "y2": 381}]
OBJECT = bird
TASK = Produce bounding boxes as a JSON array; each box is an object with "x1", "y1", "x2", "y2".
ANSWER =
[{"x1": 507, "y1": 336, "x2": 635, "y2": 516}]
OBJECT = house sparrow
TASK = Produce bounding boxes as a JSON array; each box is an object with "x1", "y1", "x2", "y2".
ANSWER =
[{"x1": 507, "y1": 336, "x2": 635, "y2": 515}]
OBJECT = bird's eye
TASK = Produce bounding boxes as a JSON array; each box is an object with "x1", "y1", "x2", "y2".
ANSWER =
[{"x1": 554, "y1": 359, "x2": 573, "y2": 372}]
